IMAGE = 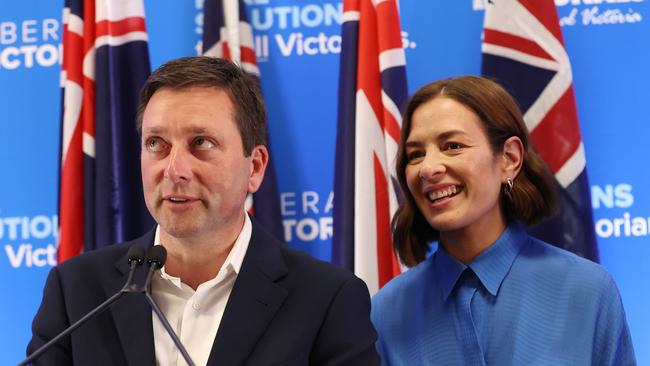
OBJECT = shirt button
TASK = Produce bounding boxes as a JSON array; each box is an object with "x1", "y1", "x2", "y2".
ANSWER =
[{"x1": 192, "y1": 302, "x2": 201, "y2": 310}]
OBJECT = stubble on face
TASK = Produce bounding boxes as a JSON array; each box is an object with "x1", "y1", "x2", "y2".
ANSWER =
[{"x1": 140, "y1": 87, "x2": 253, "y2": 245}]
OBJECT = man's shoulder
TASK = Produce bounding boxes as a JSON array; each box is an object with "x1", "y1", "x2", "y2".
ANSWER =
[
  {"x1": 240, "y1": 224, "x2": 378, "y2": 365},
  {"x1": 280, "y1": 244, "x2": 355, "y2": 282},
  {"x1": 248, "y1": 221, "x2": 361, "y2": 291},
  {"x1": 57, "y1": 228, "x2": 154, "y2": 275}
]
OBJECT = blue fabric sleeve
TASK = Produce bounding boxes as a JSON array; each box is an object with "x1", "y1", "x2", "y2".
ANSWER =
[{"x1": 593, "y1": 272, "x2": 636, "y2": 366}]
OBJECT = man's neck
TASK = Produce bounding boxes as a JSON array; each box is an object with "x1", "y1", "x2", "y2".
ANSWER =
[{"x1": 158, "y1": 216, "x2": 246, "y2": 290}]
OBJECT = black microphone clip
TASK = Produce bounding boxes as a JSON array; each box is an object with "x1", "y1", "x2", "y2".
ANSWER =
[{"x1": 122, "y1": 245, "x2": 146, "y2": 293}]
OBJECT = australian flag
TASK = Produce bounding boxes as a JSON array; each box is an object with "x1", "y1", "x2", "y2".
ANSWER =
[
  {"x1": 333, "y1": 0, "x2": 407, "y2": 294},
  {"x1": 481, "y1": 0, "x2": 599, "y2": 261},
  {"x1": 58, "y1": 0, "x2": 153, "y2": 262},
  {"x1": 202, "y1": 0, "x2": 283, "y2": 241}
]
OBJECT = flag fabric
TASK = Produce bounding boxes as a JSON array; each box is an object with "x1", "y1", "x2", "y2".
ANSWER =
[
  {"x1": 202, "y1": 0, "x2": 283, "y2": 241},
  {"x1": 58, "y1": 0, "x2": 153, "y2": 262},
  {"x1": 481, "y1": 0, "x2": 599, "y2": 261},
  {"x1": 333, "y1": 0, "x2": 407, "y2": 294}
]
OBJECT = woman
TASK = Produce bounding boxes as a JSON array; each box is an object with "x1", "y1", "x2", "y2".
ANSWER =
[{"x1": 371, "y1": 76, "x2": 635, "y2": 365}]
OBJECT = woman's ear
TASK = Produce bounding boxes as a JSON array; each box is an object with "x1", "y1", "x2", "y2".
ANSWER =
[{"x1": 501, "y1": 136, "x2": 524, "y2": 179}]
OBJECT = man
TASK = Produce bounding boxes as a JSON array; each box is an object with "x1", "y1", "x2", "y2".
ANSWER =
[{"x1": 28, "y1": 57, "x2": 379, "y2": 365}]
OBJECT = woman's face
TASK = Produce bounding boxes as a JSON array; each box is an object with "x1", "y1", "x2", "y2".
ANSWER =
[{"x1": 404, "y1": 97, "x2": 507, "y2": 239}]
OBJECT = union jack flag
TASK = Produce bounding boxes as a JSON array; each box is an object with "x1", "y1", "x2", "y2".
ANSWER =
[
  {"x1": 481, "y1": 0, "x2": 599, "y2": 261},
  {"x1": 58, "y1": 0, "x2": 153, "y2": 262},
  {"x1": 202, "y1": 0, "x2": 283, "y2": 241},
  {"x1": 333, "y1": 0, "x2": 407, "y2": 294}
]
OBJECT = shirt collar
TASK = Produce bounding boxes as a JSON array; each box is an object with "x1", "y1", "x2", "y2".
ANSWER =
[
  {"x1": 434, "y1": 247, "x2": 467, "y2": 302},
  {"x1": 153, "y1": 212, "x2": 253, "y2": 281},
  {"x1": 435, "y1": 221, "x2": 528, "y2": 301}
]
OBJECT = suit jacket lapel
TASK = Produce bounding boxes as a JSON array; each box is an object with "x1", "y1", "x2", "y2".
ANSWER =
[
  {"x1": 207, "y1": 222, "x2": 289, "y2": 366},
  {"x1": 108, "y1": 230, "x2": 156, "y2": 366}
]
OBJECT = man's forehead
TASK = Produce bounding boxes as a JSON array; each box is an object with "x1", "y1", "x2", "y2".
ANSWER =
[
  {"x1": 142, "y1": 86, "x2": 236, "y2": 133},
  {"x1": 153, "y1": 85, "x2": 232, "y2": 100},
  {"x1": 146, "y1": 86, "x2": 233, "y2": 108}
]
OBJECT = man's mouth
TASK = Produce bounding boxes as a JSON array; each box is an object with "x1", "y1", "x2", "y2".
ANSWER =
[
  {"x1": 168, "y1": 197, "x2": 189, "y2": 203},
  {"x1": 427, "y1": 185, "x2": 462, "y2": 203},
  {"x1": 163, "y1": 195, "x2": 194, "y2": 203}
]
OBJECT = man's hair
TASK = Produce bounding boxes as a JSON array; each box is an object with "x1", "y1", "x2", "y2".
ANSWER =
[
  {"x1": 392, "y1": 76, "x2": 557, "y2": 267},
  {"x1": 137, "y1": 56, "x2": 266, "y2": 156}
]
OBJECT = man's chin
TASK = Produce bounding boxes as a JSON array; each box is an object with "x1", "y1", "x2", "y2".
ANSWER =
[{"x1": 158, "y1": 221, "x2": 202, "y2": 240}]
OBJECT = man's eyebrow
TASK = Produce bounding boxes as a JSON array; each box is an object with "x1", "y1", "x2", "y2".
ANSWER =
[
  {"x1": 142, "y1": 126, "x2": 216, "y2": 134},
  {"x1": 184, "y1": 126, "x2": 210, "y2": 133},
  {"x1": 143, "y1": 126, "x2": 164, "y2": 134}
]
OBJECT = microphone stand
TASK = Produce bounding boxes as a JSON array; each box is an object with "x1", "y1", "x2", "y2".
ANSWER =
[
  {"x1": 20, "y1": 246, "x2": 196, "y2": 366},
  {"x1": 143, "y1": 247, "x2": 196, "y2": 366},
  {"x1": 18, "y1": 247, "x2": 145, "y2": 366}
]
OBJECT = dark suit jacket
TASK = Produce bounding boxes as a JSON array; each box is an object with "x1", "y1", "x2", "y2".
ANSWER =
[{"x1": 27, "y1": 222, "x2": 379, "y2": 365}]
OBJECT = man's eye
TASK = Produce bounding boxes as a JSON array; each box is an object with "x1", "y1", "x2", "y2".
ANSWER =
[
  {"x1": 146, "y1": 137, "x2": 164, "y2": 152},
  {"x1": 194, "y1": 137, "x2": 215, "y2": 149}
]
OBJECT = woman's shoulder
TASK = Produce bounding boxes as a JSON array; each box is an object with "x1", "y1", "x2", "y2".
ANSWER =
[
  {"x1": 519, "y1": 236, "x2": 616, "y2": 292},
  {"x1": 372, "y1": 256, "x2": 435, "y2": 309}
]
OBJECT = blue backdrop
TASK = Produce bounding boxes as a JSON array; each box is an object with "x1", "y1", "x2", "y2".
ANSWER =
[{"x1": 1, "y1": 0, "x2": 648, "y2": 363}]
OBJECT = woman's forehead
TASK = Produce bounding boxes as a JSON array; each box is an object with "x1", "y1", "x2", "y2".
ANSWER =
[{"x1": 408, "y1": 98, "x2": 484, "y2": 139}]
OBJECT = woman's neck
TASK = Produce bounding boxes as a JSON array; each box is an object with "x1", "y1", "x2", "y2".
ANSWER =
[{"x1": 439, "y1": 216, "x2": 508, "y2": 264}]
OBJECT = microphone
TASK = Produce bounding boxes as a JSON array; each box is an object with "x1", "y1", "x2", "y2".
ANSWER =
[
  {"x1": 144, "y1": 245, "x2": 166, "y2": 292},
  {"x1": 142, "y1": 246, "x2": 196, "y2": 366},
  {"x1": 19, "y1": 245, "x2": 146, "y2": 366},
  {"x1": 124, "y1": 245, "x2": 146, "y2": 292}
]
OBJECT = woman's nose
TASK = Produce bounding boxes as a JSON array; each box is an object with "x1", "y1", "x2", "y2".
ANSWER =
[{"x1": 418, "y1": 153, "x2": 445, "y2": 180}]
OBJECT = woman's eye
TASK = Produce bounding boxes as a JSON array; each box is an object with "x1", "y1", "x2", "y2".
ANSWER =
[
  {"x1": 406, "y1": 150, "x2": 424, "y2": 162},
  {"x1": 194, "y1": 137, "x2": 215, "y2": 149},
  {"x1": 444, "y1": 142, "x2": 463, "y2": 151}
]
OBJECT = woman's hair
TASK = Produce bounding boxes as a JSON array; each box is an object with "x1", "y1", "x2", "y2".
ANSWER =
[{"x1": 393, "y1": 76, "x2": 557, "y2": 266}]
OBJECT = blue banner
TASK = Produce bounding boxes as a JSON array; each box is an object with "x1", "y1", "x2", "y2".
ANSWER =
[{"x1": 2, "y1": 0, "x2": 649, "y2": 364}]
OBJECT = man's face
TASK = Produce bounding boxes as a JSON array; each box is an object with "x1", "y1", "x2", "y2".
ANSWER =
[{"x1": 140, "y1": 86, "x2": 267, "y2": 241}]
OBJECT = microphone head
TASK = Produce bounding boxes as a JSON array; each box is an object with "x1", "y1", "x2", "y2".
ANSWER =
[
  {"x1": 127, "y1": 245, "x2": 145, "y2": 266},
  {"x1": 146, "y1": 246, "x2": 167, "y2": 269}
]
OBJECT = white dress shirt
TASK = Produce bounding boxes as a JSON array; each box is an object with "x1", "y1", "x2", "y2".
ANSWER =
[{"x1": 151, "y1": 214, "x2": 252, "y2": 366}]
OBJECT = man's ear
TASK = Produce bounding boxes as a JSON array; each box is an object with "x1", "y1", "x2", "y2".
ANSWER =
[
  {"x1": 501, "y1": 136, "x2": 524, "y2": 180},
  {"x1": 248, "y1": 145, "x2": 269, "y2": 193}
]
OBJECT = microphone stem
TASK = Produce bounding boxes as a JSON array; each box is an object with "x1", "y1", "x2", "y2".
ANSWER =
[
  {"x1": 121, "y1": 261, "x2": 140, "y2": 292},
  {"x1": 19, "y1": 260, "x2": 141, "y2": 366},
  {"x1": 19, "y1": 291, "x2": 124, "y2": 366},
  {"x1": 144, "y1": 265, "x2": 196, "y2": 366}
]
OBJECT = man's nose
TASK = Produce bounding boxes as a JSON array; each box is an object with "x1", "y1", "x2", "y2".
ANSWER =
[{"x1": 164, "y1": 146, "x2": 192, "y2": 183}]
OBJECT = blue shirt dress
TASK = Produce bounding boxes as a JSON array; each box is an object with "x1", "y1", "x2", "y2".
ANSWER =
[{"x1": 371, "y1": 222, "x2": 636, "y2": 365}]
